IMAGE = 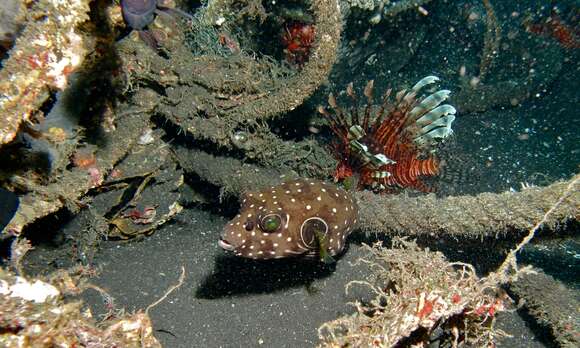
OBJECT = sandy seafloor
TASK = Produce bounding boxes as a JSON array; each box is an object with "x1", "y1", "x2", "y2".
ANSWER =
[{"x1": 48, "y1": 207, "x2": 546, "y2": 348}]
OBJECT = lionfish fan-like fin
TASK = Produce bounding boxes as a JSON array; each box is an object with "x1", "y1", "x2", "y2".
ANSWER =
[
  {"x1": 362, "y1": 80, "x2": 374, "y2": 130},
  {"x1": 370, "y1": 88, "x2": 393, "y2": 134},
  {"x1": 415, "y1": 104, "x2": 456, "y2": 127},
  {"x1": 413, "y1": 123, "x2": 455, "y2": 147},
  {"x1": 418, "y1": 114, "x2": 455, "y2": 135},
  {"x1": 412, "y1": 76, "x2": 440, "y2": 92},
  {"x1": 395, "y1": 89, "x2": 407, "y2": 103},
  {"x1": 403, "y1": 75, "x2": 440, "y2": 104},
  {"x1": 325, "y1": 94, "x2": 350, "y2": 138},
  {"x1": 346, "y1": 82, "x2": 360, "y2": 126},
  {"x1": 408, "y1": 90, "x2": 452, "y2": 121}
]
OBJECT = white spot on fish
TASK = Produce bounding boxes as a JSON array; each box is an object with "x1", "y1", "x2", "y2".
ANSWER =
[
  {"x1": 316, "y1": 196, "x2": 321, "y2": 201},
  {"x1": 306, "y1": 205, "x2": 311, "y2": 210},
  {"x1": 332, "y1": 208, "x2": 337, "y2": 213}
]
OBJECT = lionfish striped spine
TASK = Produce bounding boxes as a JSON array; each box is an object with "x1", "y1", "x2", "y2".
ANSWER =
[{"x1": 319, "y1": 76, "x2": 456, "y2": 192}]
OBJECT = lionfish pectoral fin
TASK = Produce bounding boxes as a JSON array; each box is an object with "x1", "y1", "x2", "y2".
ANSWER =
[{"x1": 314, "y1": 230, "x2": 335, "y2": 264}]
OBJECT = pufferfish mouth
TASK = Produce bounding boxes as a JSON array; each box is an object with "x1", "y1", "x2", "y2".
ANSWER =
[{"x1": 218, "y1": 238, "x2": 236, "y2": 251}]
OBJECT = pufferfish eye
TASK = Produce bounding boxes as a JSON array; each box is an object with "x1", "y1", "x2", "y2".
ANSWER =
[{"x1": 259, "y1": 214, "x2": 282, "y2": 232}]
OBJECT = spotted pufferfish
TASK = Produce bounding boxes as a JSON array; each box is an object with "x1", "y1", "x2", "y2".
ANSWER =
[{"x1": 218, "y1": 178, "x2": 358, "y2": 263}]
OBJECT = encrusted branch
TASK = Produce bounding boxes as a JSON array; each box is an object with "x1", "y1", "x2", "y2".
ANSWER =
[
  {"x1": 0, "y1": 0, "x2": 92, "y2": 145},
  {"x1": 172, "y1": 147, "x2": 297, "y2": 199},
  {"x1": 508, "y1": 269, "x2": 580, "y2": 347},
  {"x1": 356, "y1": 175, "x2": 579, "y2": 239},
  {"x1": 1, "y1": 92, "x2": 154, "y2": 238},
  {"x1": 478, "y1": 0, "x2": 501, "y2": 80},
  {"x1": 122, "y1": 0, "x2": 342, "y2": 148}
]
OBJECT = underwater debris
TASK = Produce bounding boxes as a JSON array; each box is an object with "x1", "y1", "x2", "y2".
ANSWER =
[
  {"x1": 319, "y1": 76, "x2": 455, "y2": 192},
  {"x1": 318, "y1": 239, "x2": 507, "y2": 347},
  {"x1": 281, "y1": 21, "x2": 316, "y2": 67},
  {"x1": 356, "y1": 173, "x2": 579, "y2": 239},
  {"x1": 219, "y1": 178, "x2": 358, "y2": 262},
  {"x1": 0, "y1": 269, "x2": 161, "y2": 347},
  {"x1": 121, "y1": 0, "x2": 341, "y2": 149},
  {"x1": 84, "y1": 133, "x2": 185, "y2": 239},
  {"x1": 0, "y1": 0, "x2": 92, "y2": 145},
  {"x1": 172, "y1": 146, "x2": 297, "y2": 199},
  {"x1": 1, "y1": 93, "x2": 153, "y2": 239},
  {"x1": 0, "y1": 0, "x2": 25, "y2": 57},
  {"x1": 321, "y1": 177, "x2": 579, "y2": 346},
  {"x1": 508, "y1": 268, "x2": 580, "y2": 347}
]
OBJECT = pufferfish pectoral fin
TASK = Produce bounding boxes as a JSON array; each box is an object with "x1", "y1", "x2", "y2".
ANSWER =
[
  {"x1": 314, "y1": 230, "x2": 336, "y2": 264},
  {"x1": 302, "y1": 217, "x2": 335, "y2": 264}
]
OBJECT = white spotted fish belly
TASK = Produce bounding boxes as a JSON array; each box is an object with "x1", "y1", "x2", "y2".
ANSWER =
[{"x1": 218, "y1": 178, "x2": 358, "y2": 260}]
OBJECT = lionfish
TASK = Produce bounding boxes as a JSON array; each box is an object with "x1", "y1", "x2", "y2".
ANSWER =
[{"x1": 318, "y1": 76, "x2": 456, "y2": 192}]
